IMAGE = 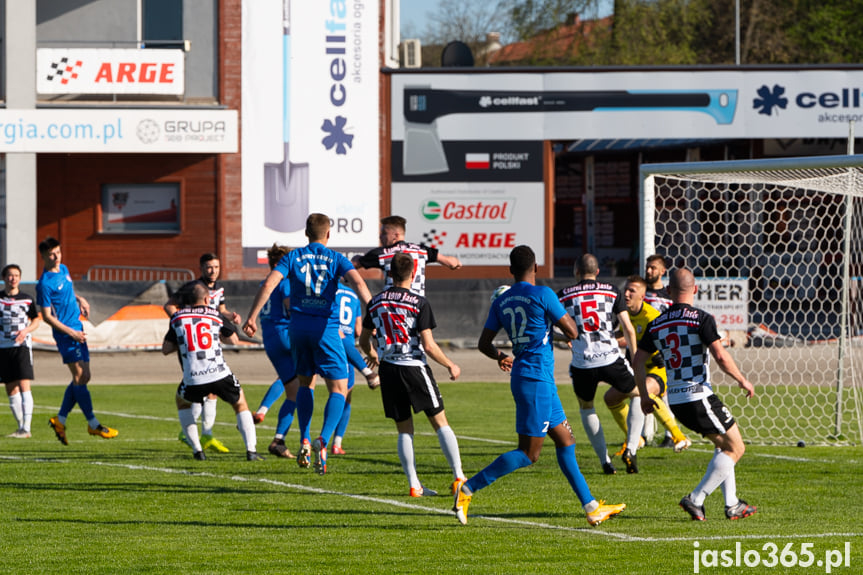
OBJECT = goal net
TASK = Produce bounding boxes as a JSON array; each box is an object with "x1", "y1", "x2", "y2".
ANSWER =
[{"x1": 640, "y1": 155, "x2": 863, "y2": 445}]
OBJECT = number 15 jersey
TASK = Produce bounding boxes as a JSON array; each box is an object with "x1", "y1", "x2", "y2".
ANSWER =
[{"x1": 363, "y1": 287, "x2": 434, "y2": 366}]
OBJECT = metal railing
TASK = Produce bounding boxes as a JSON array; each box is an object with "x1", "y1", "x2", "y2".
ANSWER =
[{"x1": 85, "y1": 265, "x2": 194, "y2": 282}]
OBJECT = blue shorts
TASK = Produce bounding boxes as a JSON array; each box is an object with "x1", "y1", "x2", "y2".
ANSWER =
[
  {"x1": 511, "y1": 377, "x2": 566, "y2": 437},
  {"x1": 290, "y1": 325, "x2": 348, "y2": 380},
  {"x1": 264, "y1": 330, "x2": 297, "y2": 383},
  {"x1": 54, "y1": 333, "x2": 90, "y2": 364},
  {"x1": 342, "y1": 337, "x2": 356, "y2": 390}
]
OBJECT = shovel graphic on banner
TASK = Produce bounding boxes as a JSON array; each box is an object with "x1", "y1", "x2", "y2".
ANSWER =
[
  {"x1": 264, "y1": 0, "x2": 309, "y2": 232},
  {"x1": 402, "y1": 86, "x2": 738, "y2": 175}
]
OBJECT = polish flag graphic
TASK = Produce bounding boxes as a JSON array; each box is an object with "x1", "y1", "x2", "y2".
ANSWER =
[{"x1": 465, "y1": 153, "x2": 490, "y2": 170}]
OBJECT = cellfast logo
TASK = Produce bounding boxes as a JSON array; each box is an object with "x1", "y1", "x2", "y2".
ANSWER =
[
  {"x1": 478, "y1": 95, "x2": 542, "y2": 108},
  {"x1": 754, "y1": 83, "x2": 863, "y2": 119},
  {"x1": 321, "y1": 4, "x2": 353, "y2": 155}
]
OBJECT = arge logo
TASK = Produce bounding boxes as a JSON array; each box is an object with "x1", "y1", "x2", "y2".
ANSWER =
[
  {"x1": 753, "y1": 84, "x2": 789, "y2": 116},
  {"x1": 46, "y1": 57, "x2": 83, "y2": 85},
  {"x1": 421, "y1": 201, "x2": 442, "y2": 220},
  {"x1": 136, "y1": 119, "x2": 160, "y2": 144},
  {"x1": 422, "y1": 229, "x2": 447, "y2": 249}
]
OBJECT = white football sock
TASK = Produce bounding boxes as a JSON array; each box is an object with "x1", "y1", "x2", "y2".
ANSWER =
[
  {"x1": 236, "y1": 410, "x2": 256, "y2": 452},
  {"x1": 178, "y1": 408, "x2": 202, "y2": 451},
  {"x1": 21, "y1": 390, "x2": 33, "y2": 432},
  {"x1": 580, "y1": 408, "x2": 609, "y2": 465},
  {"x1": 397, "y1": 433, "x2": 420, "y2": 489},
  {"x1": 8, "y1": 392, "x2": 23, "y2": 429},
  {"x1": 692, "y1": 450, "x2": 735, "y2": 506},
  {"x1": 626, "y1": 396, "x2": 645, "y2": 452},
  {"x1": 201, "y1": 397, "x2": 217, "y2": 435},
  {"x1": 436, "y1": 425, "x2": 464, "y2": 479}
]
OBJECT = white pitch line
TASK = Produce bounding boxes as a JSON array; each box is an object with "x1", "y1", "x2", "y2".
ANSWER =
[{"x1": 3, "y1": 454, "x2": 860, "y2": 544}]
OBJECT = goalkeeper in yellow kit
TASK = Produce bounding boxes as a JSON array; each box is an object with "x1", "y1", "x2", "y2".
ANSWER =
[{"x1": 606, "y1": 276, "x2": 691, "y2": 453}]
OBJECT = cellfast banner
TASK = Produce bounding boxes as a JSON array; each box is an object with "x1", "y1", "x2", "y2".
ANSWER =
[
  {"x1": 392, "y1": 69, "x2": 863, "y2": 266},
  {"x1": 241, "y1": 0, "x2": 380, "y2": 265},
  {"x1": 0, "y1": 109, "x2": 237, "y2": 153},
  {"x1": 37, "y1": 49, "x2": 185, "y2": 95}
]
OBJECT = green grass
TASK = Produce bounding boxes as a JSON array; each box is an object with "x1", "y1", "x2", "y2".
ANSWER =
[{"x1": 2, "y1": 382, "x2": 861, "y2": 574}]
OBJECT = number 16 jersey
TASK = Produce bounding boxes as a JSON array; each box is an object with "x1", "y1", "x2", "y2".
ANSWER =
[{"x1": 167, "y1": 305, "x2": 233, "y2": 385}]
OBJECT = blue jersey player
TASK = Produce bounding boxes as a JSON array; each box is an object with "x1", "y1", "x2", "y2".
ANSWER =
[
  {"x1": 244, "y1": 214, "x2": 372, "y2": 475},
  {"x1": 38, "y1": 237, "x2": 118, "y2": 444},
  {"x1": 453, "y1": 245, "x2": 625, "y2": 527}
]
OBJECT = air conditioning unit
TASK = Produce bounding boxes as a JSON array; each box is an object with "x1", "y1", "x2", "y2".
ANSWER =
[{"x1": 400, "y1": 39, "x2": 422, "y2": 69}]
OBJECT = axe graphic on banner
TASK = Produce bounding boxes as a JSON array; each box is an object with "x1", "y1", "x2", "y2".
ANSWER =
[
  {"x1": 402, "y1": 86, "x2": 738, "y2": 175},
  {"x1": 264, "y1": 0, "x2": 309, "y2": 233}
]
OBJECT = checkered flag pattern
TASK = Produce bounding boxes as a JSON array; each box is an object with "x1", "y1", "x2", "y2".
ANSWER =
[
  {"x1": 559, "y1": 282, "x2": 623, "y2": 368},
  {"x1": 421, "y1": 229, "x2": 447, "y2": 249},
  {"x1": 171, "y1": 307, "x2": 230, "y2": 385},
  {"x1": 379, "y1": 243, "x2": 431, "y2": 295},
  {"x1": 0, "y1": 293, "x2": 37, "y2": 348},
  {"x1": 46, "y1": 58, "x2": 83, "y2": 85},
  {"x1": 648, "y1": 312, "x2": 712, "y2": 400},
  {"x1": 367, "y1": 291, "x2": 427, "y2": 366}
]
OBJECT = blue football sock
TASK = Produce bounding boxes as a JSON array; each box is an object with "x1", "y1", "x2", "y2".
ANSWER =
[
  {"x1": 296, "y1": 386, "x2": 314, "y2": 443},
  {"x1": 319, "y1": 392, "x2": 346, "y2": 446},
  {"x1": 58, "y1": 383, "x2": 77, "y2": 418},
  {"x1": 334, "y1": 402, "x2": 352, "y2": 439},
  {"x1": 466, "y1": 449, "x2": 532, "y2": 494},
  {"x1": 259, "y1": 379, "x2": 285, "y2": 411},
  {"x1": 276, "y1": 398, "x2": 297, "y2": 436},
  {"x1": 343, "y1": 338, "x2": 367, "y2": 372},
  {"x1": 72, "y1": 384, "x2": 95, "y2": 421},
  {"x1": 556, "y1": 444, "x2": 593, "y2": 505}
]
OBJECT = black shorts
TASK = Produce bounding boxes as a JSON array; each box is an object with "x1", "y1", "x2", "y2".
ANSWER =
[
  {"x1": 570, "y1": 357, "x2": 636, "y2": 402},
  {"x1": 178, "y1": 374, "x2": 242, "y2": 405},
  {"x1": 379, "y1": 361, "x2": 444, "y2": 422},
  {"x1": 0, "y1": 346, "x2": 34, "y2": 383},
  {"x1": 671, "y1": 394, "x2": 736, "y2": 436}
]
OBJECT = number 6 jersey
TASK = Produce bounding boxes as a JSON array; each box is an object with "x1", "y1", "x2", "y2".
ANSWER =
[{"x1": 167, "y1": 305, "x2": 234, "y2": 385}]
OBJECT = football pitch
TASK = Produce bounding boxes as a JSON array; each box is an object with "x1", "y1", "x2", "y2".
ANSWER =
[{"x1": 2, "y1": 381, "x2": 861, "y2": 574}]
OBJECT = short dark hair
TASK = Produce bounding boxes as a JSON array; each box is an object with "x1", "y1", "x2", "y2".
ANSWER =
[
  {"x1": 2, "y1": 264, "x2": 21, "y2": 277},
  {"x1": 266, "y1": 243, "x2": 291, "y2": 269},
  {"x1": 646, "y1": 254, "x2": 668, "y2": 269},
  {"x1": 189, "y1": 281, "x2": 210, "y2": 306},
  {"x1": 390, "y1": 252, "x2": 414, "y2": 282},
  {"x1": 509, "y1": 245, "x2": 536, "y2": 277},
  {"x1": 199, "y1": 253, "x2": 219, "y2": 266},
  {"x1": 576, "y1": 253, "x2": 599, "y2": 276},
  {"x1": 39, "y1": 237, "x2": 61, "y2": 256},
  {"x1": 306, "y1": 213, "x2": 331, "y2": 241},
  {"x1": 380, "y1": 215, "x2": 407, "y2": 232}
]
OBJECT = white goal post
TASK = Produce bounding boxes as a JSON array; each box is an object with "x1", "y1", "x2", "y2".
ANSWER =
[{"x1": 640, "y1": 154, "x2": 863, "y2": 445}]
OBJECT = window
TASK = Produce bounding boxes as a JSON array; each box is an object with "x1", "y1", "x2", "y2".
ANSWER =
[
  {"x1": 101, "y1": 183, "x2": 181, "y2": 233},
  {"x1": 143, "y1": 0, "x2": 184, "y2": 49}
]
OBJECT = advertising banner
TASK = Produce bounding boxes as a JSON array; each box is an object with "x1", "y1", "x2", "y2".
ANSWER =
[
  {"x1": 693, "y1": 278, "x2": 749, "y2": 331},
  {"x1": 37, "y1": 49, "x2": 185, "y2": 95},
  {"x1": 0, "y1": 109, "x2": 236, "y2": 153},
  {"x1": 241, "y1": 0, "x2": 380, "y2": 264}
]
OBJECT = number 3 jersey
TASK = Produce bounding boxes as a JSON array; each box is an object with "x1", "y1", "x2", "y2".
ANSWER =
[
  {"x1": 363, "y1": 287, "x2": 435, "y2": 366},
  {"x1": 557, "y1": 280, "x2": 627, "y2": 369},
  {"x1": 638, "y1": 303, "x2": 722, "y2": 405},
  {"x1": 167, "y1": 305, "x2": 234, "y2": 385}
]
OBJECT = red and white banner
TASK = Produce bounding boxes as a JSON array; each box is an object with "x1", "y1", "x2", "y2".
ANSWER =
[{"x1": 37, "y1": 49, "x2": 185, "y2": 95}]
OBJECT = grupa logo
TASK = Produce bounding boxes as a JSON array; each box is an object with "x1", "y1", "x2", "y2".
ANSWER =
[{"x1": 422, "y1": 201, "x2": 442, "y2": 220}]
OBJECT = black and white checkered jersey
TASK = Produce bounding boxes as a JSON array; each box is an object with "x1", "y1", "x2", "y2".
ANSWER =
[
  {"x1": 644, "y1": 287, "x2": 673, "y2": 313},
  {"x1": 167, "y1": 305, "x2": 233, "y2": 386},
  {"x1": 639, "y1": 303, "x2": 722, "y2": 406},
  {"x1": 356, "y1": 241, "x2": 439, "y2": 295},
  {"x1": 558, "y1": 280, "x2": 627, "y2": 368},
  {"x1": 362, "y1": 287, "x2": 435, "y2": 366},
  {"x1": 0, "y1": 290, "x2": 38, "y2": 349}
]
